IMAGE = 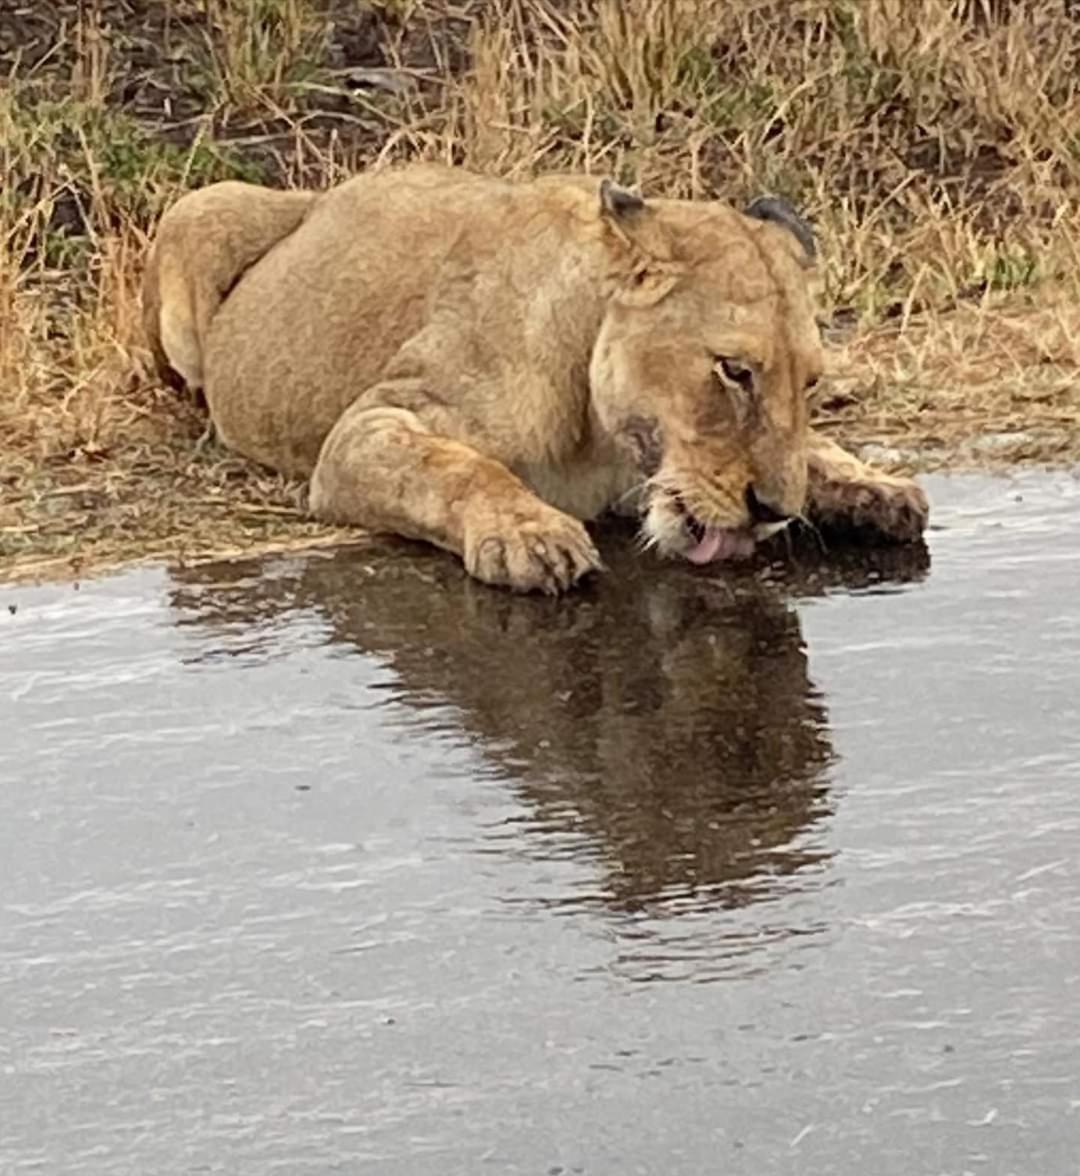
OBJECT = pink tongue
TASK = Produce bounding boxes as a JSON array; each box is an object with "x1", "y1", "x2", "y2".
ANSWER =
[{"x1": 685, "y1": 527, "x2": 754, "y2": 565}]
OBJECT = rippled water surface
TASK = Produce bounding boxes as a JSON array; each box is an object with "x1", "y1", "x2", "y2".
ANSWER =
[{"x1": 2, "y1": 471, "x2": 1080, "y2": 1175}]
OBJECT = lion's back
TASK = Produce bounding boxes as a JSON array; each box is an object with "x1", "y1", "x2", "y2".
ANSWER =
[{"x1": 201, "y1": 165, "x2": 594, "y2": 475}]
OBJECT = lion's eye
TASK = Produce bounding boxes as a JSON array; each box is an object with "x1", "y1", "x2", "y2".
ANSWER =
[{"x1": 714, "y1": 356, "x2": 753, "y2": 390}]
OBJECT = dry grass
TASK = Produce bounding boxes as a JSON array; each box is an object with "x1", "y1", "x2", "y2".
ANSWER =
[{"x1": 2, "y1": 0, "x2": 1079, "y2": 585}]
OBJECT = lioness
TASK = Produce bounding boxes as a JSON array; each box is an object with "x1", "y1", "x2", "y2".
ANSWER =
[{"x1": 143, "y1": 163, "x2": 928, "y2": 593}]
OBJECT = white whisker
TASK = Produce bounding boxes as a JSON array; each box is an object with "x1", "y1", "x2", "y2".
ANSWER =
[
  {"x1": 614, "y1": 479, "x2": 647, "y2": 510},
  {"x1": 795, "y1": 510, "x2": 828, "y2": 554}
]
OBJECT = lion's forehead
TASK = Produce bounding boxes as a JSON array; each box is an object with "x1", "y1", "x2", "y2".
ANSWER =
[
  {"x1": 691, "y1": 244, "x2": 813, "y2": 303},
  {"x1": 657, "y1": 204, "x2": 814, "y2": 292},
  {"x1": 679, "y1": 239, "x2": 823, "y2": 371},
  {"x1": 669, "y1": 286, "x2": 821, "y2": 372}
]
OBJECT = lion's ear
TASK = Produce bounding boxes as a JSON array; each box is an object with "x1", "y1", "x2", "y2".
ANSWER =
[
  {"x1": 599, "y1": 178, "x2": 646, "y2": 220},
  {"x1": 598, "y1": 179, "x2": 680, "y2": 305},
  {"x1": 743, "y1": 195, "x2": 817, "y2": 267},
  {"x1": 598, "y1": 178, "x2": 675, "y2": 270}
]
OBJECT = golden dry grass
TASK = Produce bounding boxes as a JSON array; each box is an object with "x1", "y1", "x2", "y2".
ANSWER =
[{"x1": 2, "y1": 0, "x2": 1079, "y2": 585}]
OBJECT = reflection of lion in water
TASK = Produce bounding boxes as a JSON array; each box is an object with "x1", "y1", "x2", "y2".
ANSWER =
[
  {"x1": 166, "y1": 533, "x2": 929, "y2": 914},
  {"x1": 144, "y1": 163, "x2": 928, "y2": 594}
]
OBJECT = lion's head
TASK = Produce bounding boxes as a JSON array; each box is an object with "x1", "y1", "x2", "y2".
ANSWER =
[{"x1": 588, "y1": 181, "x2": 824, "y2": 565}]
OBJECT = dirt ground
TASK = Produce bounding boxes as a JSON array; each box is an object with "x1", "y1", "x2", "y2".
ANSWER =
[{"x1": 2, "y1": 0, "x2": 1078, "y2": 586}]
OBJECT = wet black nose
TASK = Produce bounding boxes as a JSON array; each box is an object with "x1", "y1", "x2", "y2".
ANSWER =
[{"x1": 745, "y1": 484, "x2": 791, "y2": 525}]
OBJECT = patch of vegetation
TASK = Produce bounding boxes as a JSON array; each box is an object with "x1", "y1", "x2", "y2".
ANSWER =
[{"x1": 3, "y1": 95, "x2": 269, "y2": 268}]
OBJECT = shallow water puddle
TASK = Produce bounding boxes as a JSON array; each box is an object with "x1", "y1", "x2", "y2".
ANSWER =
[{"x1": 2, "y1": 471, "x2": 1079, "y2": 1175}]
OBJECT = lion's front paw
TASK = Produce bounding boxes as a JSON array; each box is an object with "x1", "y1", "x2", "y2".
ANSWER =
[
  {"x1": 808, "y1": 471, "x2": 929, "y2": 545},
  {"x1": 464, "y1": 501, "x2": 603, "y2": 594}
]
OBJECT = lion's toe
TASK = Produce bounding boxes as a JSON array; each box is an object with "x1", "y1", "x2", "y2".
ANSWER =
[
  {"x1": 467, "y1": 508, "x2": 602, "y2": 594},
  {"x1": 810, "y1": 474, "x2": 929, "y2": 545}
]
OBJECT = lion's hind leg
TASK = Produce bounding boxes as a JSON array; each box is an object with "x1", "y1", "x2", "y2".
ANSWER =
[
  {"x1": 805, "y1": 432, "x2": 929, "y2": 544},
  {"x1": 142, "y1": 182, "x2": 316, "y2": 392}
]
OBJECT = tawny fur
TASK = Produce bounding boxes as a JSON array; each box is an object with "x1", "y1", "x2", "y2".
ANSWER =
[
  {"x1": 143, "y1": 181, "x2": 316, "y2": 391},
  {"x1": 143, "y1": 162, "x2": 929, "y2": 593}
]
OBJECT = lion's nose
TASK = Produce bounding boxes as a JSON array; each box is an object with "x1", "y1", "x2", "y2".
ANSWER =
[{"x1": 745, "y1": 484, "x2": 792, "y2": 525}]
